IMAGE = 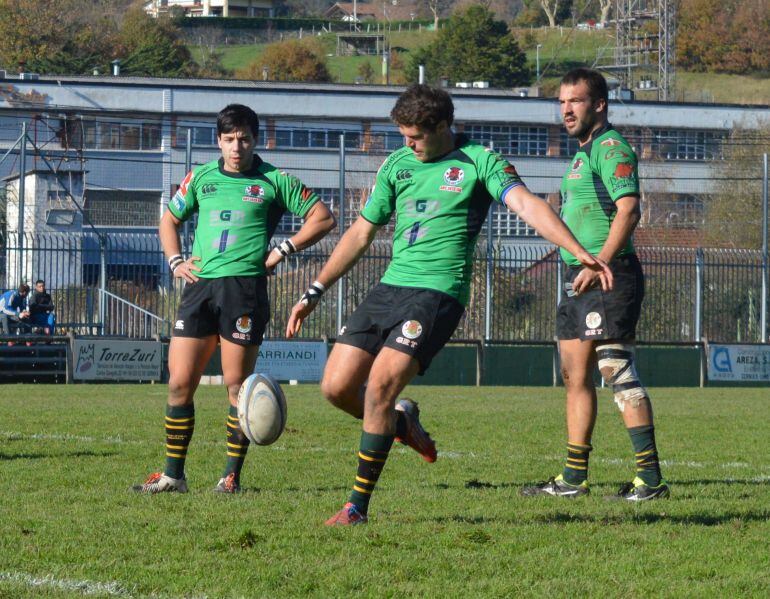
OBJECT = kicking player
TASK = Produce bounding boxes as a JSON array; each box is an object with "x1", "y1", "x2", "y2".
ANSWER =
[
  {"x1": 521, "y1": 68, "x2": 669, "y2": 501},
  {"x1": 134, "y1": 103, "x2": 335, "y2": 494},
  {"x1": 286, "y1": 84, "x2": 613, "y2": 524}
]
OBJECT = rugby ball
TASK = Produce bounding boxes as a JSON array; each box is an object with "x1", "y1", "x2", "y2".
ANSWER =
[{"x1": 237, "y1": 373, "x2": 287, "y2": 446}]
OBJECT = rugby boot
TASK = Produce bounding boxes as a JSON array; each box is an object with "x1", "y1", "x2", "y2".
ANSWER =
[
  {"x1": 325, "y1": 502, "x2": 368, "y2": 526},
  {"x1": 612, "y1": 477, "x2": 670, "y2": 502},
  {"x1": 520, "y1": 474, "x2": 589, "y2": 498},
  {"x1": 395, "y1": 398, "x2": 437, "y2": 463},
  {"x1": 132, "y1": 472, "x2": 188, "y2": 494},
  {"x1": 214, "y1": 473, "x2": 241, "y2": 494}
]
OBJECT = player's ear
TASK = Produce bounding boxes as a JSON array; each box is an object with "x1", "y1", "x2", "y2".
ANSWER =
[{"x1": 594, "y1": 98, "x2": 607, "y2": 114}]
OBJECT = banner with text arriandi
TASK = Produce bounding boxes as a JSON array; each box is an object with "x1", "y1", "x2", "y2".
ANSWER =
[
  {"x1": 73, "y1": 339, "x2": 162, "y2": 381},
  {"x1": 255, "y1": 340, "x2": 328, "y2": 382},
  {"x1": 708, "y1": 344, "x2": 770, "y2": 383}
]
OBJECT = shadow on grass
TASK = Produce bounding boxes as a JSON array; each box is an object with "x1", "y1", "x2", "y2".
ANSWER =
[
  {"x1": 668, "y1": 479, "x2": 770, "y2": 486},
  {"x1": 535, "y1": 511, "x2": 770, "y2": 526},
  {"x1": 463, "y1": 479, "x2": 521, "y2": 490},
  {"x1": 0, "y1": 450, "x2": 117, "y2": 461}
]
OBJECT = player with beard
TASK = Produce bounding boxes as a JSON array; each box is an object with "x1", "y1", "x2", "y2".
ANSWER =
[
  {"x1": 521, "y1": 68, "x2": 669, "y2": 501},
  {"x1": 286, "y1": 84, "x2": 614, "y2": 525}
]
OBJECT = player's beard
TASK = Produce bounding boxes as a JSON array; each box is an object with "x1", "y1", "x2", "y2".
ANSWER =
[{"x1": 566, "y1": 111, "x2": 600, "y2": 142}]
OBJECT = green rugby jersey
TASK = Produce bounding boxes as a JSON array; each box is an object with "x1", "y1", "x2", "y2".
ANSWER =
[
  {"x1": 559, "y1": 124, "x2": 640, "y2": 266},
  {"x1": 361, "y1": 134, "x2": 523, "y2": 305},
  {"x1": 168, "y1": 156, "x2": 319, "y2": 277}
]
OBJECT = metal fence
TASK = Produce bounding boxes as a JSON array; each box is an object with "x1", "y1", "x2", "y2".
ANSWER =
[{"x1": 1, "y1": 231, "x2": 767, "y2": 344}]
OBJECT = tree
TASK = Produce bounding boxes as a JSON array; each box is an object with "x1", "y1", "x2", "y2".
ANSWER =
[
  {"x1": 409, "y1": 5, "x2": 530, "y2": 88},
  {"x1": 0, "y1": 0, "x2": 118, "y2": 74},
  {"x1": 118, "y1": 8, "x2": 195, "y2": 77},
  {"x1": 424, "y1": 0, "x2": 453, "y2": 29},
  {"x1": 357, "y1": 61, "x2": 375, "y2": 84},
  {"x1": 598, "y1": 0, "x2": 612, "y2": 25},
  {"x1": 705, "y1": 124, "x2": 770, "y2": 249},
  {"x1": 236, "y1": 39, "x2": 330, "y2": 83},
  {"x1": 538, "y1": 0, "x2": 560, "y2": 27},
  {"x1": 677, "y1": 0, "x2": 770, "y2": 74}
]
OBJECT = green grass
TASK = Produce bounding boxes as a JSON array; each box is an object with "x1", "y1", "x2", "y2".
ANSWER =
[{"x1": 1, "y1": 385, "x2": 769, "y2": 597}]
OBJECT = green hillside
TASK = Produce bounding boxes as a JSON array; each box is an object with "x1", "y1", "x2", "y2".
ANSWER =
[{"x1": 190, "y1": 28, "x2": 770, "y2": 105}]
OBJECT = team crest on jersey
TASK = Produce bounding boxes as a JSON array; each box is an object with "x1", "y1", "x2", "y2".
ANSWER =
[
  {"x1": 235, "y1": 316, "x2": 252, "y2": 334},
  {"x1": 243, "y1": 184, "x2": 265, "y2": 203},
  {"x1": 568, "y1": 158, "x2": 584, "y2": 179},
  {"x1": 601, "y1": 138, "x2": 622, "y2": 147},
  {"x1": 440, "y1": 167, "x2": 464, "y2": 192},
  {"x1": 503, "y1": 164, "x2": 518, "y2": 177}
]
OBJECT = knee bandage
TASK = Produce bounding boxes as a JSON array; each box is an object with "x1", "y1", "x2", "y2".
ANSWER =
[{"x1": 595, "y1": 343, "x2": 647, "y2": 412}]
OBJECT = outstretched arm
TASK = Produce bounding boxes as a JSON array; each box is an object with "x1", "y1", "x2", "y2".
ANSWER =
[
  {"x1": 286, "y1": 216, "x2": 380, "y2": 337},
  {"x1": 503, "y1": 185, "x2": 613, "y2": 292}
]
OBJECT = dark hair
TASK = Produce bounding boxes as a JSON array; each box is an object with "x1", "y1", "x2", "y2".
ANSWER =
[
  {"x1": 390, "y1": 84, "x2": 454, "y2": 130},
  {"x1": 35, "y1": 279, "x2": 45, "y2": 286},
  {"x1": 18, "y1": 283, "x2": 30, "y2": 294},
  {"x1": 217, "y1": 104, "x2": 260, "y2": 138},
  {"x1": 561, "y1": 68, "x2": 609, "y2": 105}
]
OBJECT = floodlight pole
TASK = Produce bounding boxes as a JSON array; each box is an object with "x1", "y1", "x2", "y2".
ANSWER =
[
  {"x1": 184, "y1": 129, "x2": 192, "y2": 257},
  {"x1": 17, "y1": 123, "x2": 27, "y2": 282},
  {"x1": 337, "y1": 134, "x2": 346, "y2": 334},
  {"x1": 761, "y1": 153, "x2": 768, "y2": 342}
]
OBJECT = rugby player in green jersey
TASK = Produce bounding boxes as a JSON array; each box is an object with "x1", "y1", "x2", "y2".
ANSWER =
[
  {"x1": 134, "y1": 104, "x2": 335, "y2": 494},
  {"x1": 285, "y1": 84, "x2": 613, "y2": 525},
  {"x1": 521, "y1": 68, "x2": 669, "y2": 502}
]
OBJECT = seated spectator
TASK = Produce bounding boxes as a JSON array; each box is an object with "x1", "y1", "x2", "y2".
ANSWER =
[
  {"x1": 0, "y1": 284, "x2": 31, "y2": 343},
  {"x1": 28, "y1": 279, "x2": 56, "y2": 335}
]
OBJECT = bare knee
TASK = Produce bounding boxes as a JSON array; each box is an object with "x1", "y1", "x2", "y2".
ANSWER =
[
  {"x1": 167, "y1": 375, "x2": 195, "y2": 405},
  {"x1": 320, "y1": 373, "x2": 354, "y2": 409}
]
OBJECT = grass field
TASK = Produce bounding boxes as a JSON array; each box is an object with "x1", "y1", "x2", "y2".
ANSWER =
[{"x1": 1, "y1": 384, "x2": 769, "y2": 597}]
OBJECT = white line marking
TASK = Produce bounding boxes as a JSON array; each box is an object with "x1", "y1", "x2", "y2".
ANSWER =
[{"x1": 0, "y1": 571, "x2": 133, "y2": 597}]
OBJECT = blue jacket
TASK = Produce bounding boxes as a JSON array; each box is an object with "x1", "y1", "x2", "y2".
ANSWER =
[{"x1": 0, "y1": 290, "x2": 26, "y2": 319}]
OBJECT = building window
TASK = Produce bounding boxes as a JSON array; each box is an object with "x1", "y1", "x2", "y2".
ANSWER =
[
  {"x1": 650, "y1": 129, "x2": 723, "y2": 161},
  {"x1": 83, "y1": 190, "x2": 160, "y2": 226},
  {"x1": 490, "y1": 207, "x2": 537, "y2": 237},
  {"x1": 274, "y1": 125, "x2": 361, "y2": 150},
  {"x1": 559, "y1": 130, "x2": 580, "y2": 157},
  {"x1": 465, "y1": 124, "x2": 548, "y2": 156},
  {"x1": 176, "y1": 126, "x2": 266, "y2": 148},
  {"x1": 67, "y1": 119, "x2": 162, "y2": 150}
]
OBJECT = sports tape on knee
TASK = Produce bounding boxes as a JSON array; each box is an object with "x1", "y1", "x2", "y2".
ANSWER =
[{"x1": 595, "y1": 343, "x2": 647, "y2": 412}]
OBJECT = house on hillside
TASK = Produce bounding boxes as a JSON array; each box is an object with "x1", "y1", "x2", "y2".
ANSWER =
[
  {"x1": 324, "y1": 1, "x2": 424, "y2": 22},
  {"x1": 143, "y1": 0, "x2": 278, "y2": 18}
]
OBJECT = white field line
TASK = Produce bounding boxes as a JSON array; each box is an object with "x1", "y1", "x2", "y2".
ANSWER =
[
  {"x1": 0, "y1": 571, "x2": 133, "y2": 597},
  {"x1": 0, "y1": 571, "x2": 213, "y2": 599}
]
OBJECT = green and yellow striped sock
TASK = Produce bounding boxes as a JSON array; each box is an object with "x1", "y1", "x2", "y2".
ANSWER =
[
  {"x1": 562, "y1": 442, "x2": 592, "y2": 485},
  {"x1": 628, "y1": 424, "x2": 662, "y2": 487},
  {"x1": 163, "y1": 404, "x2": 194, "y2": 480},
  {"x1": 348, "y1": 431, "x2": 394, "y2": 515},
  {"x1": 223, "y1": 404, "x2": 250, "y2": 481}
]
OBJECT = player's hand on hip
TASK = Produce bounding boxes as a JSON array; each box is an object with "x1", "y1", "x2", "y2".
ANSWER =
[
  {"x1": 173, "y1": 256, "x2": 201, "y2": 283},
  {"x1": 264, "y1": 247, "x2": 285, "y2": 274},
  {"x1": 573, "y1": 253, "x2": 613, "y2": 292}
]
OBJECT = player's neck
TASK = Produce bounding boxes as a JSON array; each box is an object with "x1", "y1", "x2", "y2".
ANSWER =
[{"x1": 577, "y1": 119, "x2": 608, "y2": 147}]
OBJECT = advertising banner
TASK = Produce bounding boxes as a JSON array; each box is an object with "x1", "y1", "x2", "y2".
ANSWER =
[
  {"x1": 73, "y1": 339, "x2": 162, "y2": 381},
  {"x1": 255, "y1": 340, "x2": 327, "y2": 382},
  {"x1": 708, "y1": 344, "x2": 770, "y2": 382}
]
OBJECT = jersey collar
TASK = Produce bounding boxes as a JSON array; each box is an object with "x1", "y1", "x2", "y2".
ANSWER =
[
  {"x1": 580, "y1": 122, "x2": 614, "y2": 155},
  {"x1": 217, "y1": 155, "x2": 263, "y2": 178}
]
